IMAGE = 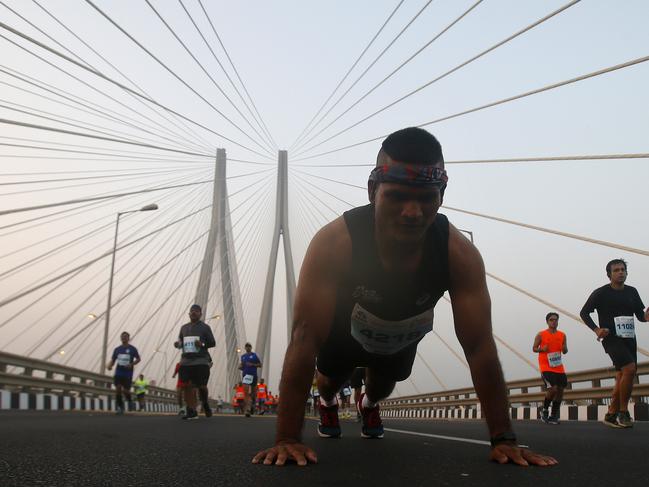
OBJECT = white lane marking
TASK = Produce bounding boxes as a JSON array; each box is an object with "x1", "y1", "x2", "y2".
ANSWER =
[
  {"x1": 385, "y1": 428, "x2": 530, "y2": 449},
  {"x1": 384, "y1": 428, "x2": 490, "y2": 446}
]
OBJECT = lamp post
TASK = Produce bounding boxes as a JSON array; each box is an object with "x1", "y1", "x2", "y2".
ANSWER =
[{"x1": 101, "y1": 203, "x2": 158, "y2": 374}]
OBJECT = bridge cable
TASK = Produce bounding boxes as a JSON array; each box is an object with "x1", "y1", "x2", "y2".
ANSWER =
[
  {"x1": 30, "y1": 0, "x2": 218, "y2": 152},
  {"x1": 196, "y1": 0, "x2": 278, "y2": 149},
  {"x1": 294, "y1": 0, "x2": 581, "y2": 157},
  {"x1": 0, "y1": 63, "x2": 213, "y2": 154},
  {"x1": 296, "y1": 55, "x2": 649, "y2": 163},
  {"x1": 174, "y1": 0, "x2": 276, "y2": 152},
  {"x1": 290, "y1": 0, "x2": 406, "y2": 150},
  {"x1": 0, "y1": 24, "x2": 273, "y2": 159},
  {"x1": 84, "y1": 0, "x2": 272, "y2": 156},
  {"x1": 294, "y1": 0, "x2": 483, "y2": 153},
  {"x1": 143, "y1": 0, "x2": 273, "y2": 154}
]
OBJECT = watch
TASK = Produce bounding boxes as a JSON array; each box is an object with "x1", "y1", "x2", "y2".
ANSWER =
[{"x1": 490, "y1": 431, "x2": 517, "y2": 447}]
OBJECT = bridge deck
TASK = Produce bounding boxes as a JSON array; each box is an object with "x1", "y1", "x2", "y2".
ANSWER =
[{"x1": 0, "y1": 411, "x2": 646, "y2": 486}]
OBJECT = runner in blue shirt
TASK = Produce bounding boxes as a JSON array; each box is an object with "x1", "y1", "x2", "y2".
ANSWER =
[
  {"x1": 106, "y1": 331, "x2": 140, "y2": 415},
  {"x1": 239, "y1": 342, "x2": 262, "y2": 417}
]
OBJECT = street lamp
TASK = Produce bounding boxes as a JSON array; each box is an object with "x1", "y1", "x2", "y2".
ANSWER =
[{"x1": 101, "y1": 203, "x2": 158, "y2": 374}]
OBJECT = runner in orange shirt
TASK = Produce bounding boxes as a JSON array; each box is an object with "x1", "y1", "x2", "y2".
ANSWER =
[
  {"x1": 532, "y1": 312, "x2": 568, "y2": 424},
  {"x1": 234, "y1": 382, "x2": 246, "y2": 414},
  {"x1": 256, "y1": 379, "x2": 268, "y2": 415}
]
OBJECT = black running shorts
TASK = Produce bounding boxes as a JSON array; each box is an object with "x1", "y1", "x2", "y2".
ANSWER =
[
  {"x1": 317, "y1": 341, "x2": 419, "y2": 383},
  {"x1": 113, "y1": 375, "x2": 132, "y2": 389},
  {"x1": 541, "y1": 371, "x2": 568, "y2": 389},
  {"x1": 178, "y1": 364, "x2": 210, "y2": 386},
  {"x1": 602, "y1": 336, "x2": 637, "y2": 370}
]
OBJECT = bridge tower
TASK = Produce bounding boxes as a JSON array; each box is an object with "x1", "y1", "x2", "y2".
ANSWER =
[
  {"x1": 195, "y1": 149, "x2": 247, "y2": 394},
  {"x1": 255, "y1": 151, "x2": 296, "y2": 383}
]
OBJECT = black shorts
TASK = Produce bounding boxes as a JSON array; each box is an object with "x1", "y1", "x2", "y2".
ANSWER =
[
  {"x1": 350, "y1": 367, "x2": 366, "y2": 389},
  {"x1": 317, "y1": 341, "x2": 419, "y2": 383},
  {"x1": 113, "y1": 375, "x2": 132, "y2": 389},
  {"x1": 178, "y1": 364, "x2": 210, "y2": 386},
  {"x1": 541, "y1": 371, "x2": 567, "y2": 389},
  {"x1": 242, "y1": 375, "x2": 258, "y2": 388},
  {"x1": 603, "y1": 336, "x2": 637, "y2": 370}
]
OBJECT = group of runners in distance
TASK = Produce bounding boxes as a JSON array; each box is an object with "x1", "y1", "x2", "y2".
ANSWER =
[{"x1": 105, "y1": 127, "x2": 647, "y2": 468}]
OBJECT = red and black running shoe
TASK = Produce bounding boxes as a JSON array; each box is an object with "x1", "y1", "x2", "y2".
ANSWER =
[
  {"x1": 357, "y1": 393, "x2": 384, "y2": 439},
  {"x1": 317, "y1": 402, "x2": 342, "y2": 438}
]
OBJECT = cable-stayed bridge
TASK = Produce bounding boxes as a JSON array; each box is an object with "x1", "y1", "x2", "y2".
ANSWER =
[{"x1": 0, "y1": 1, "x2": 648, "y2": 484}]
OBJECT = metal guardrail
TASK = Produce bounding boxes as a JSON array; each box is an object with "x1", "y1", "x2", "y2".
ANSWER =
[
  {"x1": 383, "y1": 361, "x2": 649, "y2": 412},
  {"x1": 0, "y1": 350, "x2": 177, "y2": 405}
]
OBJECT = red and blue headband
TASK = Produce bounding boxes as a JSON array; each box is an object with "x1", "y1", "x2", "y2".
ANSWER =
[{"x1": 368, "y1": 164, "x2": 448, "y2": 186}]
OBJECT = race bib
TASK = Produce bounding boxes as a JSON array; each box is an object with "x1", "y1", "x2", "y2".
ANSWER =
[
  {"x1": 547, "y1": 351, "x2": 562, "y2": 368},
  {"x1": 242, "y1": 374, "x2": 254, "y2": 385},
  {"x1": 116, "y1": 353, "x2": 131, "y2": 367},
  {"x1": 614, "y1": 316, "x2": 635, "y2": 338},
  {"x1": 341, "y1": 387, "x2": 352, "y2": 397},
  {"x1": 312, "y1": 389, "x2": 320, "y2": 398},
  {"x1": 350, "y1": 303, "x2": 433, "y2": 355},
  {"x1": 183, "y1": 336, "x2": 200, "y2": 353}
]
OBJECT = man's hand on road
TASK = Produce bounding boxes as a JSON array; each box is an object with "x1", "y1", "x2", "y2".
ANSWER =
[
  {"x1": 252, "y1": 441, "x2": 317, "y2": 467},
  {"x1": 490, "y1": 443, "x2": 558, "y2": 467}
]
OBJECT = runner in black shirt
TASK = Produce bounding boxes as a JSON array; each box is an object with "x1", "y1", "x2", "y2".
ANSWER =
[{"x1": 580, "y1": 259, "x2": 649, "y2": 428}]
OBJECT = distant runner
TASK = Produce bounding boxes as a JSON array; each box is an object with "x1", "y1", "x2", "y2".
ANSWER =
[
  {"x1": 239, "y1": 343, "x2": 262, "y2": 417},
  {"x1": 106, "y1": 331, "x2": 140, "y2": 415},
  {"x1": 174, "y1": 304, "x2": 216, "y2": 420},
  {"x1": 580, "y1": 259, "x2": 649, "y2": 428},
  {"x1": 532, "y1": 313, "x2": 568, "y2": 424},
  {"x1": 133, "y1": 374, "x2": 149, "y2": 412}
]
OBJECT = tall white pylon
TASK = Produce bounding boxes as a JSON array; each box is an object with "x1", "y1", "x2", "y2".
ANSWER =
[
  {"x1": 256, "y1": 150, "x2": 296, "y2": 383},
  {"x1": 195, "y1": 148, "x2": 246, "y2": 395}
]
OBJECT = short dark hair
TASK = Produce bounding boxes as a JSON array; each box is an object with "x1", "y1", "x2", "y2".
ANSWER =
[
  {"x1": 606, "y1": 259, "x2": 627, "y2": 277},
  {"x1": 245, "y1": 342, "x2": 252, "y2": 347},
  {"x1": 378, "y1": 127, "x2": 443, "y2": 166},
  {"x1": 545, "y1": 312, "x2": 559, "y2": 322},
  {"x1": 121, "y1": 331, "x2": 130, "y2": 337}
]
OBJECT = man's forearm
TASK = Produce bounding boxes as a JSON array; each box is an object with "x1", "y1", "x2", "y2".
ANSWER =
[
  {"x1": 275, "y1": 341, "x2": 316, "y2": 444},
  {"x1": 466, "y1": 338, "x2": 511, "y2": 438}
]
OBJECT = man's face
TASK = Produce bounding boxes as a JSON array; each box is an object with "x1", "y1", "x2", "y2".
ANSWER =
[
  {"x1": 189, "y1": 308, "x2": 202, "y2": 321},
  {"x1": 245, "y1": 345, "x2": 252, "y2": 353},
  {"x1": 373, "y1": 174, "x2": 442, "y2": 244},
  {"x1": 547, "y1": 316, "x2": 559, "y2": 330},
  {"x1": 120, "y1": 333, "x2": 129, "y2": 345},
  {"x1": 609, "y1": 263, "x2": 627, "y2": 285}
]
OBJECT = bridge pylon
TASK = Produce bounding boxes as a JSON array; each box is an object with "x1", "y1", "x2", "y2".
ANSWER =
[
  {"x1": 195, "y1": 148, "x2": 246, "y2": 395},
  {"x1": 255, "y1": 150, "x2": 296, "y2": 383}
]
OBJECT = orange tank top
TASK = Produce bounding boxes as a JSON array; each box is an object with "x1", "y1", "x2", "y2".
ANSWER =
[
  {"x1": 257, "y1": 384, "x2": 267, "y2": 399},
  {"x1": 538, "y1": 329, "x2": 566, "y2": 373},
  {"x1": 235, "y1": 386, "x2": 245, "y2": 399}
]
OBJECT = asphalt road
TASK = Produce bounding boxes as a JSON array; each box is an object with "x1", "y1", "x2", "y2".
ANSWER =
[{"x1": 0, "y1": 411, "x2": 647, "y2": 487}]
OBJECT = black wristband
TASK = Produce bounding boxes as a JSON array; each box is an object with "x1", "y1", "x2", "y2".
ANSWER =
[{"x1": 490, "y1": 431, "x2": 517, "y2": 447}]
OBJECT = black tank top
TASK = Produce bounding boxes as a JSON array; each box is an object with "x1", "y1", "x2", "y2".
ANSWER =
[{"x1": 327, "y1": 204, "x2": 450, "y2": 356}]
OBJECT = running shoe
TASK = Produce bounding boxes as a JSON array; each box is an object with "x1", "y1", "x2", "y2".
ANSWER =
[
  {"x1": 540, "y1": 408, "x2": 549, "y2": 423},
  {"x1": 357, "y1": 393, "x2": 384, "y2": 439},
  {"x1": 547, "y1": 415, "x2": 560, "y2": 425},
  {"x1": 317, "y1": 403, "x2": 342, "y2": 438},
  {"x1": 178, "y1": 408, "x2": 186, "y2": 416},
  {"x1": 203, "y1": 404, "x2": 213, "y2": 418},
  {"x1": 182, "y1": 408, "x2": 199, "y2": 420},
  {"x1": 115, "y1": 407, "x2": 124, "y2": 416},
  {"x1": 602, "y1": 412, "x2": 623, "y2": 428},
  {"x1": 616, "y1": 411, "x2": 633, "y2": 428}
]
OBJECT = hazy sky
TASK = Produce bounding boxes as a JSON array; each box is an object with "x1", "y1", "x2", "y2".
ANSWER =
[{"x1": 1, "y1": 0, "x2": 648, "y2": 398}]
